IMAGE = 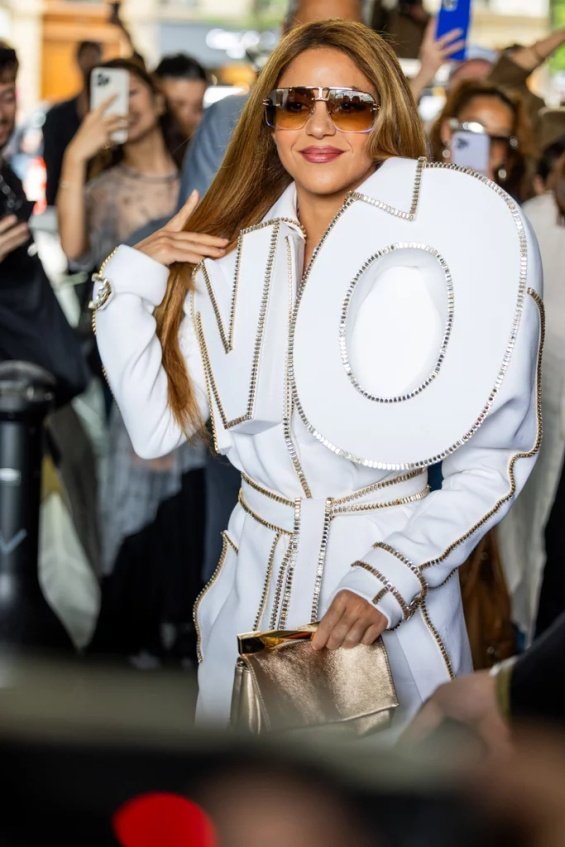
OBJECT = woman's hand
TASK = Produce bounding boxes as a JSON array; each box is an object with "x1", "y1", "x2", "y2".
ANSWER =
[
  {"x1": 135, "y1": 190, "x2": 229, "y2": 266},
  {"x1": 311, "y1": 590, "x2": 387, "y2": 651},
  {"x1": 66, "y1": 96, "x2": 128, "y2": 164}
]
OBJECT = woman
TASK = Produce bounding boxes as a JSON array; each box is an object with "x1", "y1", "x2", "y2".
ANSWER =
[
  {"x1": 154, "y1": 52, "x2": 209, "y2": 144},
  {"x1": 429, "y1": 79, "x2": 537, "y2": 668},
  {"x1": 57, "y1": 58, "x2": 206, "y2": 663},
  {"x1": 429, "y1": 79, "x2": 535, "y2": 202},
  {"x1": 90, "y1": 22, "x2": 542, "y2": 728},
  {"x1": 497, "y1": 147, "x2": 565, "y2": 642}
]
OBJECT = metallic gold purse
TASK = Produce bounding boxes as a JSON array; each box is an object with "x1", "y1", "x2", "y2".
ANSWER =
[{"x1": 230, "y1": 624, "x2": 398, "y2": 735}]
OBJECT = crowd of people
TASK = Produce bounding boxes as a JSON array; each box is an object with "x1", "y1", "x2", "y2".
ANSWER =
[{"x1": 1, "y1": 0, "x2": 565, "y2": 817}]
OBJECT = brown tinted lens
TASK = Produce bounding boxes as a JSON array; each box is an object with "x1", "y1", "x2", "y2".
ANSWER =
[
  {"x1": 328, "y1": 90, "x2": 375, "y2": 131},
  {"x1": 276, "y1": 88, "x2": 315, "y2": 129}
]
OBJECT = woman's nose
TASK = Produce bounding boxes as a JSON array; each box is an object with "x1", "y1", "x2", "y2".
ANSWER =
[{"x1": 305, "y1": 100, "x2": 336, "y2": 136}]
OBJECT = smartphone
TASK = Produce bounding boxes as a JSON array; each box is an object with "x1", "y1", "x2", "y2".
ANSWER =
[
  {"x1": 436, "y1": 0, "x2": 472, "y2": 62},
  {"x1": 0, "y1": 186, "x2": 34, "y2": 223},
  {"x1": 450, "y1": 128, "x2": 490, "y2": 175},
  {"x1": 90, "y1": 66, "x2": 129, "y2": 144}
]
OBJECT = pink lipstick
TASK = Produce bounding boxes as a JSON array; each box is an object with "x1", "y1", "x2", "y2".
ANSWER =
[{"x1": 300, "y1": 146, "x2": 344, "y2": 163}]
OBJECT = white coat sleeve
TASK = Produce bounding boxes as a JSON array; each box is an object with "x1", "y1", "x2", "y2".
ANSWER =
[
  {"x1": 93, "y1": 245, "x2": 209, "y2": 459},
  {"x1": 334, "y1": 218, "x2": 544, "y2": 630}
]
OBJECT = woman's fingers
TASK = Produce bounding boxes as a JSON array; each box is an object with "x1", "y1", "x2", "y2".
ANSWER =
[
  {"x1": 103, "y1": 114, "x2": 128, "y2": 130},
  {"x1": 437, "y1": 27, "x2": 463, "y2": 47},
  {"x1": 91, "y1": 94, "x2": 118, "y2": 116},
  {"x1": 136, "y1": 230, "x2": 228, "y2": 266},
  {"x1": 311, "y1": 599, "x2": 345, "y2": 650},
  {"x1": 167, "y1": 190, "x2": 201, "y2": 232},
  {"x1": 312, "y1": 591, "x2": 387, "y2": 651},
  {"x1": 441, "y1": 38, "x2": 466, "y2": 58},
  {"x1": 0, "y1": 214, "x2": 18, "y2": 234},
  {"x1": 361, "y1": 623, "x2": 383, "y2": 646}
]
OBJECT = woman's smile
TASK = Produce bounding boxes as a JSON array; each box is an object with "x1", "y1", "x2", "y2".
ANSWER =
[{"x1": 299, "y1": 145, "x2": 345, "y2": 163}]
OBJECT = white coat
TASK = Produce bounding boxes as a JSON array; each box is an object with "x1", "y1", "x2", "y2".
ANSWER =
[{"x1": 92, "y1": 157, "x2": 543, "y2": 730}]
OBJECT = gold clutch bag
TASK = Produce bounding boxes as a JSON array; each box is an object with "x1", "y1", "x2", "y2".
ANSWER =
[{"x1": 230, "y1": 624, "x2": 398, "y2": 735}]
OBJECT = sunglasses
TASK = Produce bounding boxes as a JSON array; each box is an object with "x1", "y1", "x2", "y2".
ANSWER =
[
  {"x1": 448, "y1": 119, "x2": 519, "y2": 151},
  {"x1": 263, "y1": 86, "x2": 379, "y2": 133}
]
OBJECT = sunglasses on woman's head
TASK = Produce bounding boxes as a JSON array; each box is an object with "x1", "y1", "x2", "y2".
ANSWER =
[{"x1": 263, "y1": 86, "x2": 379, "y2": 133}]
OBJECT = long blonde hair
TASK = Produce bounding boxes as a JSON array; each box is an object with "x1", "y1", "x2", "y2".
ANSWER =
[{"x1": 157, "y1": 19, "x2": 427, "y2": 434}]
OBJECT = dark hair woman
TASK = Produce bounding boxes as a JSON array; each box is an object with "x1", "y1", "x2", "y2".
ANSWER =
[
  {"x1": 56, "y1": 56, "x2": 205, "y2": 663},
  {"x1": 429, "y1": 79, "x2": 536, "y2": 202}
]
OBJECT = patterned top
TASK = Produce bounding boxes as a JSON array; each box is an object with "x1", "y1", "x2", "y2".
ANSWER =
[{"x1": 83, "y1": 161, "x2": 205, "y2": 574}]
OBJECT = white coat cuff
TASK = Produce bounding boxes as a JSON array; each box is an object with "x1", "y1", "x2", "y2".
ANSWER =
[
  {"x1": 335, "y1": 546, "x2": 427, "y2": 629},
  {"x1": 94, "y1": 245, "x2": 170, "y2": 308}
]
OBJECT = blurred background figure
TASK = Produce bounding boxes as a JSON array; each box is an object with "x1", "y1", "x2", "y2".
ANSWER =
[
  {"x1": 42, "y1": 3, "x2": 143, "y2": 209},
  {"x1": 56, "y1": 57, "x2": 206, "y2": 667},
  {"x1": 404, "y1": 608, "x2": 565, "y2": 746},
  {"x1": 497, "y1": 131, "x2": 565, "y2": 645},
  {"x1": 429, "y1": 80, "x2": 535, "y2": 201},
  {"x1": 370, "y1": 0, "x2": 430, "y2": 59},
  {"x1": 154, "y1": 53, "x2": 210, "y2": 145},
  {"x1": 0, "y1": 40, "x2": 97, "y2": 652},
  {"x1": 195, "y1": 760, "x2": 374, "y2": 847},
  {"x1": 42, "y1": 40, "x2": 103, "y2": 207}
]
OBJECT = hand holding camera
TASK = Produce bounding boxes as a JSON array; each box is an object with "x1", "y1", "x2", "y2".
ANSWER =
[
  {"x1": 0, "y1": 214, "x2": 30, "y2": 262},
  {"x1": 66, "y1": 95, "x2": 128, "y2": 165}
]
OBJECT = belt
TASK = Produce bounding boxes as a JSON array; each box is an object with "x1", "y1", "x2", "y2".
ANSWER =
[{"x1": 238, "y1": 470, "x2": 430, "y2": 630}]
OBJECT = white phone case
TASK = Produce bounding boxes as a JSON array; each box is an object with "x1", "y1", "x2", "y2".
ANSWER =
[
  {"x1": 90, "y1": 67, "x2": 129, "y2": 144},
  {"x1": 450, "y1": 130, "x2": 490, "y2": 176}
]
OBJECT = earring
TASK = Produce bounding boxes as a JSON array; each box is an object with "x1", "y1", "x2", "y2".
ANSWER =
[
  {"x1": 497, "y1": 167, "x2": 507, "y2": 182},
  {"x1": 442, "y1": 147, "x2": 450, "y2": 160}
]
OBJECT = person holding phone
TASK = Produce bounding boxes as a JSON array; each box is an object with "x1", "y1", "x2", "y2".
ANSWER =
[
  {"x1": 429, "y1": 80, "x2": 535, "y2": 202},
  {"x1": 56, "y1": 58, "x2": 207, "y2": 666},
  {"x1": 0, "y1": 41, "x2": 88, "y2": 400},
  {"x1": 89, "y1": 21, "x2": 541, "y2": 729}
]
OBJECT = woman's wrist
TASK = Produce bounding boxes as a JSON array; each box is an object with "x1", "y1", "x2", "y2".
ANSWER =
[{"x1": 63, "y1": 144, "x2": 89, "y2": 171}]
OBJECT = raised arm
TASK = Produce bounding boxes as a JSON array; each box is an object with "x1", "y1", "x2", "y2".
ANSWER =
[
  {"x1": 56, "y1": 97, "x2": 128, "y2": 262},
  {"x1": 92, "y1": 193, "x2": 228, "y2": 458}
]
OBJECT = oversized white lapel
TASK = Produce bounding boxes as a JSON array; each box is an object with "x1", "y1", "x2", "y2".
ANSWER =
[
  {"x1": 291, "y1": 156, "x2": 530, "y2": 468},
  {"x1": 193, "y1": 183, "x2": 305, "y2": 438}
]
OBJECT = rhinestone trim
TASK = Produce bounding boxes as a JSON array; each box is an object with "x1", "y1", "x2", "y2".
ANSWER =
[
  {"x1": 421, "y1": 287, "x2": 544, "y2": 571},
  {"x1": 330, "y1": 469, "x2": 424, "y2": 506},
  {"x1": 253, "y1": 532, "x2": 282, "y2": 631},
  {"x1": 420, "y1": 599, "x2": 455, "y2": 679},
  {"x1": 197, "y1": 214, "x2": 304, "y2": 355},
  {"x1": 349, "y1": 155, "x2": 425, "y2": 221},
  {"x1": 282, "y1": 234, "x2": 313, "y2": 498},
  {"x1": 372, "y1": 541, "x2": 428, "y2": 597},
  {"x1": 238, "y1": 490, "x2": 291, "y2": 536},
  {"x1": 351, "y1": 560, "x2": 423, "y2": 621},
  {"x1": 269, "y1": 541, "x2": 294, "y2": 630},
  {"x1": 290, "y1": 158, "x2": 530, "y2": 470},
  {"x1": 194, "y1": 222, "x2": 280, "y2": 429},
  {"x1": 310, "y1": 501, "x2": 333, "y2": 623},
  {"x1": 193, "y1": 530, "x2": 238, "y2": 663},
  {"x1": 340, "y1": 244, "x2": 454, "y2": 403},
  {"x1": 278, "y1": 500, "x2": 301, "y2": 630},
  {"x1": 241, "y1": 472, "x2": 295, "y2": 507},
  {"x1": 330, "y1": 485, "x2": 429, "y2": 515}
]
